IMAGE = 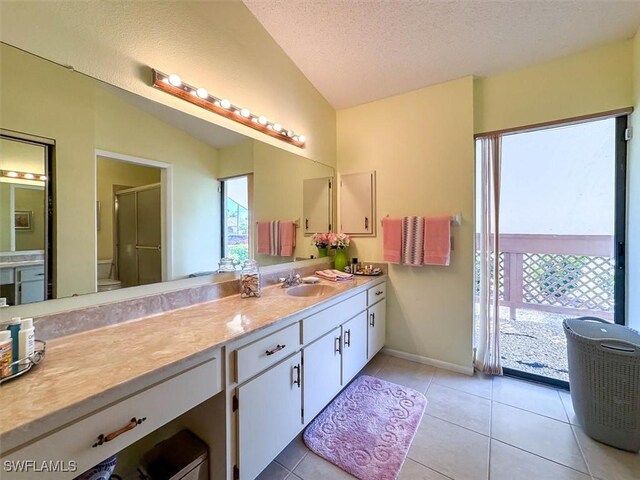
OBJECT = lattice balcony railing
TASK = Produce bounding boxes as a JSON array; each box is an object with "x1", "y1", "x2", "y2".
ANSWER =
[
  {"x1": 522, "y1": 253, "x2": 614, "y2": 311},
  {"x1": 474, "y1": 234, "x2": 615, "y2": 320}
]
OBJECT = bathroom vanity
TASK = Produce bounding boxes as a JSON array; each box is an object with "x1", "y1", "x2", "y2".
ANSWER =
[{"x1": 0, "y1": 275, "x2": 386, "y2": 480}]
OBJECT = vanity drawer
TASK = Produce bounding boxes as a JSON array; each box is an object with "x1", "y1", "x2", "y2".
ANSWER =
[
  {"x1": 367, "y1": 282, "x2": 386, "y2": 305},
  {"x1": 302, "y1": 291, "x2": 366, "y2": 344},
  {"x1": 17, "y1": 266, "x2": 44, "y2": 282},
  {"x1": 1, "y1": 357, "x2": 220, "y2": 480},
  {"x1": 236, "y1": 322, "x2": 300, "y2": 384}
]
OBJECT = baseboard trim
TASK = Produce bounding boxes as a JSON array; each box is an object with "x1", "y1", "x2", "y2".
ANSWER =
[{"x1": 381, "y1": 348, "x2": 474, "y2": 376}]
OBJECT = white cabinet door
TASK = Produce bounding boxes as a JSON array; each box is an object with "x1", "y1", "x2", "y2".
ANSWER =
[
  {"x1": 342, "y1": 312, "x2": 368, "y2": 384},
  {"x1": 237, "y1": 353, "x2": 302, "y2": 480},
  {"x1": 368, "y1": 299, "x2": 386, "y2": 358},
  {"x1": 340, "y1": 171, "x2": 375, "y2": 236},
  {"x1": 303, "y1": 177, "x2": 333, "y2": 234},
  {"x1": 303, "y1": 327, "x2": 342, "y2": 424}
]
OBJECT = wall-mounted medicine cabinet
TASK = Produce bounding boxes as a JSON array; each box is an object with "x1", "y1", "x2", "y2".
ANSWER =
[
  {"x1": 339, "y1": 171, "x2": 376, "y2": 236},
  {"x1": 303, "y1": 177, "x2": 333, "y2": 235}
]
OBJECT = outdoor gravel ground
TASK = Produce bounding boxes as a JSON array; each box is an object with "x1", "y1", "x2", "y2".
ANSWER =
[{"x1": 499, "y1": 307, "x2": 583, "y2": 382}]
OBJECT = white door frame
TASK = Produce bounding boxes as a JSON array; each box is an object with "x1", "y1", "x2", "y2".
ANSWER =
[{"x1": 95, "y1": 149, "x2": 173, "y2": 282}]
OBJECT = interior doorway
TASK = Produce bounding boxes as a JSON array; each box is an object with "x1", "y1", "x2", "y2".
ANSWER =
[
  {"x1": 95, "y1": 150, "x2": 172, "y2": 291},
  {"x1": 475, "y1": 115, "x2": 627, "y2": 387}
]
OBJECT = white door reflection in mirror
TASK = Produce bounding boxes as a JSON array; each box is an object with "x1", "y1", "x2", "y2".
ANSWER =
[{"x1": 303, "y1": 177, "x2": 333, "y2": 235}]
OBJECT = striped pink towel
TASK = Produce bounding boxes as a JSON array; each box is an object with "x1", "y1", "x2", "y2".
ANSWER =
[
  {"x1": 270, "y1": 220, "x2": 280, "y2": 256},
  {"x1": 402, "y1": 216, "x2": 424, "y2": 266},
  {"x1": 315, "y1": 269, "x2": 354, "y2": 282}
]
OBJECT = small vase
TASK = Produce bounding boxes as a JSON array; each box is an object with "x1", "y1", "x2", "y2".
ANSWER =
[
  {"x1": 334, "y1": 248, "x2": 349, "y2": 272},
  {"x1": 317, "y1": 247, "x2": 328, "y2": 258}
]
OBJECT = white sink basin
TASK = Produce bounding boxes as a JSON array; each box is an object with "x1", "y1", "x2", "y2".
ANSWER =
[{"x1": 286, "y1": 284, "x2": 334, "y2": 298}]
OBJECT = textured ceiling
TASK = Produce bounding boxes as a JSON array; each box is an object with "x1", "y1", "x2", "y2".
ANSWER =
[{"x1": 244, "y1": 0, "x2": 640, "y2": 109}]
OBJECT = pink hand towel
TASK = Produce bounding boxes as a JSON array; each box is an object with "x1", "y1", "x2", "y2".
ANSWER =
[
  {"x1": 402, "y1": 216, "x2": 424, "y2": 266},
  {"x1": 315, "y1": 269, "x2": 354, "y2": 282},
  {"x1": 279, "y1": 221, "x2": 296, "y2": 257},
  {"x1": 257, "y1": 221, "x2": 271, "y2": 255},
  {"x1": 382, "y1": 217, "x2": 402, "y2": 264},
  {"x1": 424, "y1": 216, "x2": 451, "y2": 266}
]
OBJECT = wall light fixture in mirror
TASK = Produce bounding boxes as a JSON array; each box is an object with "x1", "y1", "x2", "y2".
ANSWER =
[{"x1": 0, "y1": 42, "x2": 334, "y2": 309}]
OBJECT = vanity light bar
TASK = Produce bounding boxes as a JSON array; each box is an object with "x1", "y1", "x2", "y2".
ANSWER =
[
  {"x1": 152, "y1": 70, "x2": 306, "y2": 148},
  {"x1": 0, "y1": 170, "x2": 47, "y2": 181}
]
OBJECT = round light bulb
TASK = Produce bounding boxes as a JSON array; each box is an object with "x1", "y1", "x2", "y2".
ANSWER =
[
  {"x1": 286, "y1": 130, "x2": 294, "y2": 138},
  {"x1": 196, "y1": 87, "x2": 208, "y2": 99},
  {"x1": 39, "y1": 175, "x2": 47, "y2": 181},
  {"x1": 168, "y1": 74, "x2": 182, "y2": 87},
  {"x1": 258, "y1": 116, "x2": 268, "y2": 125},
  {"x1": 273, "y1": 123, "x2": 282, "y2": 132},
  {"x1": 24, "y1": 173, "x2": 35, "y2": 179},
  {"x1": 298, "y1": 135, "x2": 306, "y2": 144},
  {"x1": 220, "y1": 99, "x2": 231, "y2": 109},
  {"x1": 240, "y1": 108, "x2": 251, "y2": 118},
  {"x1": 7, "y1": 171, "x2": 18, "y2": 178}
]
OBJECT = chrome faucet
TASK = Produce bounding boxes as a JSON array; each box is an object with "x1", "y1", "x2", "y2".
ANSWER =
[{"x1": 279, "y1": 271, "x2": 302, "y2": 288}]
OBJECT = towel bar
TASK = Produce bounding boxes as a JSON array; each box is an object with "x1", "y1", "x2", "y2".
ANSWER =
[{"x1": 380, "y1": 213, "x2": 461, "y2": 227}]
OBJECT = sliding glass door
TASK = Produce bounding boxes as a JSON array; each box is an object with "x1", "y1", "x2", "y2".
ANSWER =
[{"x1": 475, "y1": 115, "x2": 627, "y2": 387}]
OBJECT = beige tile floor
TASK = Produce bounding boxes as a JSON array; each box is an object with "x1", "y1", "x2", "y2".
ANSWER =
[{"x1": 256, "y1": 354, "x2": 640, "y2": 480}]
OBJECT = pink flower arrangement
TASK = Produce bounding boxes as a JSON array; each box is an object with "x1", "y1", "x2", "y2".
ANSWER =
[
  {"x1": 312, "y1": 232, "x2": 351, "y2": 249},
  {"x1": 328, "y1": 232, "x2": 351, "y2": 249},
  {"x1": 311, "y1": 232, "x2": 332, "y2": 248}
]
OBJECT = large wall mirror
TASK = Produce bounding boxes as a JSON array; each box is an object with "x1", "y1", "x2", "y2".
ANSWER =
[{"x1": 0, "y1": 43, "x2": 334, "y2": 308}]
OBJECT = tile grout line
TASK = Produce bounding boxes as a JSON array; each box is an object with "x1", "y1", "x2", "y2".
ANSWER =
[
  {"x1": 490, "y1": 398, "x2": 571, "y2": 424},
  {"x1": 491, "y1": 437, "x2": 593, "y2": 477},
  {"x1": 568, "y1": 422, "x2": 595, "y2": 479},
  {"x1": 406, "y1": 457, "x2": 456, "y2": 480},
  {"x1": 487, "y1": 375, "x2": 494, "y2": 480}
]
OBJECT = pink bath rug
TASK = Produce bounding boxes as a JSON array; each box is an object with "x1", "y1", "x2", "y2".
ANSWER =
[{"x1": 303, "y1": 375, "x2": 427, "y2": 480}]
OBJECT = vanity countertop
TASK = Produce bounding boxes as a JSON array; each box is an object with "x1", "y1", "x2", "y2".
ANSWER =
[
  {"x1": 0, "y1": 275, "x2": 384, "y2": 453},
  {"x1": 0, "y1": 260, "x2": 45, "y2": 268}
]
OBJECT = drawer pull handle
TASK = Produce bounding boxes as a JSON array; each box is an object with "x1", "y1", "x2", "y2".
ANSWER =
[
  {"x1": 375, "y1": 290, "x2": 383, "y2": 296},
  {"x1": 345, "y1": 329, "x2": 351, "y2": 347},
  {"x1": 293, "y1": 364, "x2": 301, "y2": 387},
  {"x1": 370, "y1": 312, "x2": 375, "y2": 327},
  {"x1": 265, "y1": 344, "x2": 286, "y2": 356},
  {"x1": 335, "y1": 336, "x2": 342, "y2": 354},
  {"x1": 92, "y1": 417, "x2": 147, "y2": 447}
]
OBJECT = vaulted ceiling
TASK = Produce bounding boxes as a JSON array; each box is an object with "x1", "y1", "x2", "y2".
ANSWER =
[{"x1": 244, "y1": 0, "x2": 640, "y2": 109}]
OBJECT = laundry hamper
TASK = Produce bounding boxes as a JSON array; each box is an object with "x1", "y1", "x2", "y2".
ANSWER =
[{"x1": 563, "y1": 317, "x2": 640, "y2": 452}]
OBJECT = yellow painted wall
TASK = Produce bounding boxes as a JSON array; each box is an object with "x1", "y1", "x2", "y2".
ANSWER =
[
  {"x1": 253, "y1": 141, "x2": 334, "y2": 265},
  {"x1": 475, "y1": 40, "x2": 634, "y2": 134},
  {"x1": 337, "y1": 77, "x2": 475, "y2": 370},
  {"x1": 218, "y1": 141, "x2": 254, "y2": 179},
  {"x1": 628, "y1": 30, "x2": 640, "y2": 332},
  {"x1": 0, "y1": 1, "x2": 336, "y2": 167},
  {"x1": 96, "y1": 159, "x2": 161, "y2": 261},
  {"x1": 1, "y1": 45, "x2": 220, "y2": 297}
]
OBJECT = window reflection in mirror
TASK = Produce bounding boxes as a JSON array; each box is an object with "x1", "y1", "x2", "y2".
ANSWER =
[
  {"x1": 221, "y1": 175, "x2": 251, "y2": 266},
  {"x1": 0, "y1": 135, "x2": 50, "y2": 305}
]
